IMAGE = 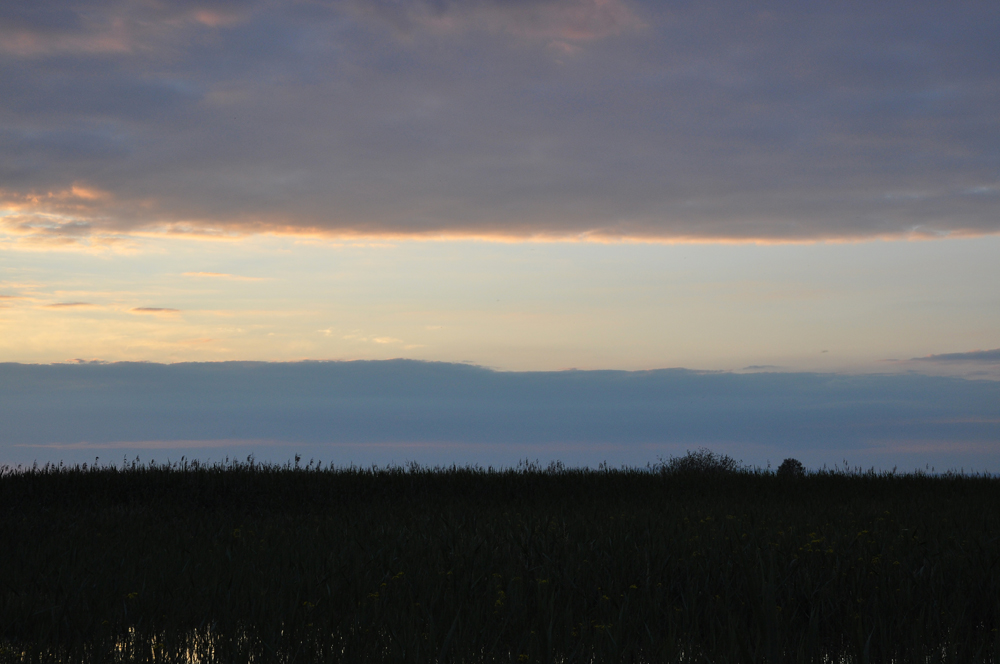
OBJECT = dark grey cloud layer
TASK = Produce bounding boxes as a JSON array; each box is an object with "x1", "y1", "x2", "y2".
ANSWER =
[
  {"x1": 2, "y1": 360, "x2": 998, "y2": 470},
  {"x1": 2, "y1": 1, "x2": 998, "y2": 242}
]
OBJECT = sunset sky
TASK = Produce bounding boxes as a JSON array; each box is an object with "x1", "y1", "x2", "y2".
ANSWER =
[{"x1": 2, "y1": 0, "x2": 998, "y2": 469}]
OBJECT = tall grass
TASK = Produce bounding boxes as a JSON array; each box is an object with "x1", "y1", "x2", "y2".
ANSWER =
[{"x1": 1, "y1": 456, "x2": 998, "y2": 662}]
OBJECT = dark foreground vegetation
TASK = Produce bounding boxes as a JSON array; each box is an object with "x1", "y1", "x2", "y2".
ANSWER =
[{"x1": 2, "y1": 452, "x2": 999, "y2": 663}]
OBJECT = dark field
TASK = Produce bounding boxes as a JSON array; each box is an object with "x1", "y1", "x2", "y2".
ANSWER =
[{"x1": 2, "y1": 456, "x2": 999, "y2": 663}]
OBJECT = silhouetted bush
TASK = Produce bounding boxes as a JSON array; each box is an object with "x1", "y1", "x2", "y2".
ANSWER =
[{"x1": 661, "y1": 447, "x2": 742, "y2": 475}]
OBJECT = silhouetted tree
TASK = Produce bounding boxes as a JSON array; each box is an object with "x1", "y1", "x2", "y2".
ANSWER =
[{"x1": 777, "y1": 457, "x2": 805, "y2": 478}]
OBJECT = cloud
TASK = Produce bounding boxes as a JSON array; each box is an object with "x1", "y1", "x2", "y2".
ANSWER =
[
  {"x1": 182, "y1": 271, "x2": 266, "y2": 281},
  {"x1": 44, "y1": 301, "x2": 94, "y2": 308},
  {"x1": 131, "y1": 307, "x2": 180, "y2": 315},
  {"x1": 915, "y1": 349, "x2": 1000, "y2": 363},
  {"x1": 0, "y1": 190, "x2": 132, "y2": 249},
  {"x1": 1, "y1": 360, "x2": 999, "y2": 471},
  {"x1": 353, "y1": 0, "x2": 644, "y2": 43},
  {"x1": 1, "y1": 2, "x2": 998, "y2": 243},
  {"x1": 0, "y1": 1, "x2": 252, "y2": 58}
]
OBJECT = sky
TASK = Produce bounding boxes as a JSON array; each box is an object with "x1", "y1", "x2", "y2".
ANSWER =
[{"x1": 1, "y1": 0, "x2": 998, "y2": 469}]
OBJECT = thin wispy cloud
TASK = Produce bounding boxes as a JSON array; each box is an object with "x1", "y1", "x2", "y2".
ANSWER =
[
  {"x1": 44, "y1": 301, "x2": 94, "y2": 308},
  {"x1": 0, "y1": 1, "x2": 996, "y2": 244},
  {"x1": 182, "y1": 272, "x2": 267, "y2": 281},
  {"x1": 915, "y1": 349, "x2": 1000, "y2": 363},
  {"x1": 131, "y1": 307, "x2": 180, "y2": 315}
]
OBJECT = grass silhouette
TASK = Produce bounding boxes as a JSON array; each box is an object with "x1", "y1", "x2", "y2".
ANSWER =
[{"x1": 2, "y1": 454, "x2": 998, "y2": 662}]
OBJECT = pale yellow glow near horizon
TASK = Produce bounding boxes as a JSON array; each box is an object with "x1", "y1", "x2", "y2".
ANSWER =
[{"x1": 1, "y1": 232, "x2": 999, "y2": 377}]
